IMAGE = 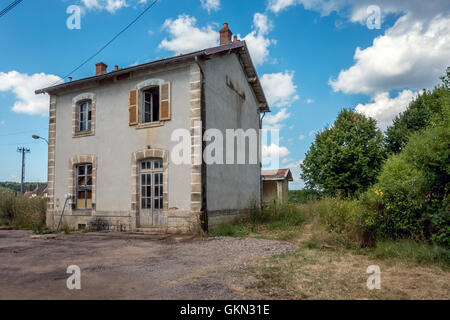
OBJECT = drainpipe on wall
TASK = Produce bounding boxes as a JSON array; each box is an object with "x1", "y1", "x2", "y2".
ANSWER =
[
  {"x1": 259, "y1": 111, "x2": 267, "y2": 211},
  {"x1": 195, "y1": 56, "x2": 208, "y2": 232}
]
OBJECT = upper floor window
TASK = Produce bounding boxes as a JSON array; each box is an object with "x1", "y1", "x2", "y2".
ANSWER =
[
  {"x1": 142, "y1": 87, "x2": 160, "y2": 123},
  {"x1": 72, "y1": 93, "x2": 95, "y2": 137},
  {"x1": 78, "y1": 100, "x2": 92, "y2": 132},
  {"x1": 128, "y1": 81, "x2": 171, "y2": 126}
]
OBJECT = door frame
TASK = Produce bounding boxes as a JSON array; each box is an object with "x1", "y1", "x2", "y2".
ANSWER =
[
  {"x1": 139, "y1": 159, "x2": 164, "y2": 226},
  {"x1": 131, "y1": 148, "x2": 168, "y2": 229}
]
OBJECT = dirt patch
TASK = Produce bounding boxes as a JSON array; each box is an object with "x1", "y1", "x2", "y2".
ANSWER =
[{"x1": 0, "y1": 230, "x2": 295, "y2": 300}]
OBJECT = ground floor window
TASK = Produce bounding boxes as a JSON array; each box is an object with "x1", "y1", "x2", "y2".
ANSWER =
[{"x1": 76, "y1": 163, "x2": 92, "y2": 209}]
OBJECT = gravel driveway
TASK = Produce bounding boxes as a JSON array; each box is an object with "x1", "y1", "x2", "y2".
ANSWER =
[{"x1": 0, "y1": 230, "x2": 295, "y2": 299}]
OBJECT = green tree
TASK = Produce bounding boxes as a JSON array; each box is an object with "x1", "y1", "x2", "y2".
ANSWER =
[
  {"x1": 301, "y1": 109, "x2": 386, "y2": 197},
  {"x1": 386, "y1": 68, "x2": 450, "y2": 154}
]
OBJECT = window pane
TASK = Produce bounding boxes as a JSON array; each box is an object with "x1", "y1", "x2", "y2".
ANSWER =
[
  {"x1": 141, "y1": 162, "x2": 145, "y2": 170},
  {"x1": 147, "y1": 198, "x2": 152, "y2": 209},
  {"x1": 141, "y1": 198, "x2": 146, "y2": 209},
  {"x1": 154, "y1": 186, "x2": 159, "y2": 197},
  {"x1": 87, "y1": 165, "x2": 92, "y2": 174},
  {"x1": 86, "y1": 177, "x2": 92, "y2": 186},
  {"x1": 78, "y1": 165, "x2": 85, "y2": 175},
  {"x1": 160, "y1": 186, "x2": 163, "y2": 196},
  {"x1": 141, "y1": 186, "x2": 146, "y2": 197},
  {"x1": 155, "y1": 173, "x2": 159, "y2": 185},
  {"x1": 146, "y1": 186, "x2": 151, "y2": 198},
  {"x1": 80, "y1": 103, "x2": 86, "y2": 112},
  {"x1": 78, "y1": 176, "x2": 85, "y2": 186},
  {"x1": 87, "y1": 191, "x2": 92, "y2": 199},
  {"x1": 147, "y1": 161, "x2": 151, "y2": 169},
  {"x1": 147, "y1": 174, "x2": 151, "y2": 185},
  {"x1": 141, "y1": 174, "x2": 145, "y2": 185}
]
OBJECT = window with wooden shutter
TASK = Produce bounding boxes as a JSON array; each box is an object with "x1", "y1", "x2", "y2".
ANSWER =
[
  {"x1": 128, "y1": 89, "x2": 138, "y2": 125},
  {"x1": 159, "y1": 82, "x2": 171, "y2": 121}
]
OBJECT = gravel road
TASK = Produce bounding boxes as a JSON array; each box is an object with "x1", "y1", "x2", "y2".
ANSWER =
[{"x1": 0, "y1": 230, "x2": 295, "y2": 299}]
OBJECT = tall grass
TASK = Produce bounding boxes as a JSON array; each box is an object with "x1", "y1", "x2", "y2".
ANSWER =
[
  {"x1": 0, "y1": 194, "x2": 46, "y2": 232},
  {"x1": 372, "y1": 240, "x2": 450, "y2": 268},
  {"x1": 209, "y1": 201, "x2": 309, "y2": 240}
]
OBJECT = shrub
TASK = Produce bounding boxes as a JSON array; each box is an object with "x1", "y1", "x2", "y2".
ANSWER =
[
  {"x1": 88, "y1": 217, "x2": 110, "y2": 231},
  {"x1": 0, "y1": 194, "x2": 46, "y2": 232},
  {"x1": 314, "y1": 198, "x2": 376, "y2": 247}
]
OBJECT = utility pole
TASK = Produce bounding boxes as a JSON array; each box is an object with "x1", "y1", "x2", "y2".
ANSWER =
[{"x1": 17, "y1": 147, "x2": 30, "y2": 194}]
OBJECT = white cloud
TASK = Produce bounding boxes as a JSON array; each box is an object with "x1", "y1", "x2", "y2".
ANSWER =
[
  {"x1": 299, "y1": 134, "x2": 306, "y2": 140},
  {"x1": 306, "y1": 98, "x2": 314, "y2": 104},
  {"x1": 262, "y1": 108, "x2": 290, "y2": 129},
  {"x1": 81, "y1": 0, "x2": 129, "y2": 13},
  {"x1": 0, "y1": 71, "x2": 61, "y2": 116},
  {"x1": 330, "y1": 14, "x2": 450, "y2": 95},
  {"x1": 200, "y1": 0, "x2": 220, "y2": 13},
  {"x1": 158, "y1": 15, "x2": 218, "y2": 54},
  {"x1": 355, "y1": 89, "x2": 417, "y2": 129},
  {"x1": 263, "y1": 143, "x2": 291, "y2": 159},
  {"x1": 240, "y1": 13, "x2": 276, "y2": 66},
  {"x1": 261, "y1": 71, "x2": 299, "y2": 107}
]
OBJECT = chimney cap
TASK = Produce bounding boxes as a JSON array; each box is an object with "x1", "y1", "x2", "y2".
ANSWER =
[
  {"x1": 219, "y1": 22, "x2": 233, "y2": 45},
  {"x1": 95, "y1": 62, "x2": 108, "y2": 75}
]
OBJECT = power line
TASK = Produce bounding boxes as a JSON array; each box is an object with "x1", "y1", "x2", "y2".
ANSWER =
[
  {"x1": 0, "y1": 127, "x2": 47, "y2": 137},
  {"x1": 51, "y1": 0, "x2": 160, "y2": 87},
  {"x1": 0, "y1": 0, "x2": 24, "y2": 19}
]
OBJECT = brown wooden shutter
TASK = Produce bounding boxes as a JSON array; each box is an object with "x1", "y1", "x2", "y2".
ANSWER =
[
  {"x1": 159, "y1": 82, "x2": 171, "y2": 121},
  {"x1": 128, "y1": 89, "x2": 138, "y2": 125}
]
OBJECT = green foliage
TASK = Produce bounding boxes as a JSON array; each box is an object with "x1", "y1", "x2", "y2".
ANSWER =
[
  {"x1": 251, "y1": 202, "x2": 306, "y2": 226},
  {"x1": 385, "y1": 75, "x2": 450, "y2": 154},
  {"x1": 362, "y1": 119, "x2": 449, "y2": 247},
  {"x1": 301, "y1": 109, "x2": 386, "y2": 197},
  {"x1": 0, "y1": 194, "x2": 46, "y2": 232},
  {"x1": 314, "y1": 198, "x2": 377, "y2": 247},
  {"x1": 289, "y1": 189, "x2": 320, "y2": 204},
  {"x1": 372, "y1": 240, "x2": 450, "y2": 268},
  {"x1": 0, "y1": 182, "x2": 47, "y2": 193}
]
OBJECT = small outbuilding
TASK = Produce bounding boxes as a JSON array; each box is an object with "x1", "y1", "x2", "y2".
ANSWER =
[{"x1": 262, "y1": 169, "x2": 293, "y2": 203}]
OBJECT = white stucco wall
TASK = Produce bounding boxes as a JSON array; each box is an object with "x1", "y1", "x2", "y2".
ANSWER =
[
  {"x1": 53, "y1": 65, "x2": 192, "y2": 226},
  {"x1": 204, "y1": 53, "x2": 261, "y2": 213}
]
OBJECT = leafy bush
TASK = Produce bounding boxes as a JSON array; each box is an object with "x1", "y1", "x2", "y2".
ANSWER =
[
  {"x1": 0, "y1": 194, "x2": 46, "y2": 232},
  {"x1": 361, "y1": 120, "x2": 449, "y2": 247}
]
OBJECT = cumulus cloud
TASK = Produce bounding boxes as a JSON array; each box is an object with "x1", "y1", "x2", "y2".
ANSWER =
[
  {"x1": 330, "y1": 14, "x2": 450, "y2": 95},
  {"x1": 200, "y1": 0, "x2": 220, "y2": 13},
  {"x1": 81, "y1": 0, "x2": 130, "y2": 13},
  {"x1": 262, "y1": 108, "x2": 290, "y2": 129},
  {"x1": 158, "y1": 15, "x2": 218, "y2": 54},
  {"x1": 0, "y1": 71, "x2": 62, "y2": 116},
  {"x1": 355, "y1": 89, "x2": 417, "y2": 129},
  {"x1": 262, "y1": 143, "x2": 291, "y2": 159},
  {"x1": 240, "y1": 13, "x2": 276, "y2": 66},
  {"x1": 261, "y1": 71, "x2": 299, "y2": 107}
]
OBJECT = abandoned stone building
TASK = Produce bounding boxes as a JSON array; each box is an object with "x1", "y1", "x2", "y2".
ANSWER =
[{"x1": 36, "y1": 23, "x2": 270, "y2": 233}]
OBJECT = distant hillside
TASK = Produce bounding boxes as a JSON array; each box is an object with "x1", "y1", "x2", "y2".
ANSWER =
[{"x1": 0, "y1": 182, "x2": 47, "y2": 194}]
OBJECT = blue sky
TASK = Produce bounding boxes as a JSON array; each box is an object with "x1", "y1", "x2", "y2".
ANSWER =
[{"x1": 0, "y1": 0, "x2": 449, "y2": 189}]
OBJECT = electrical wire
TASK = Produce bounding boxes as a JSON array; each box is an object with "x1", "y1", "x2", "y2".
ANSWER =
[
  {"x1": 50, "y1": 0, "x2": 160, "y2": 87},
  {"x1": 0, "y1": 0, "x2": 24, "y2": 19}
]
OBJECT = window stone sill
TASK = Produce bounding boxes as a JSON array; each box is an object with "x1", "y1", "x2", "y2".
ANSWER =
[
  {"x1": 136, "y1": 121, "x2": 165, "y2": 129},
  {"x1": 73, "y1": 131, "x2": 95, "y2": 138}
]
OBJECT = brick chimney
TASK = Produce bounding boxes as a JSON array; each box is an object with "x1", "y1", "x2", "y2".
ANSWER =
[
  {"x1": 219, "y1": 23, "x2": 232, "y2": 45},
  {"x1": 96, "y1": 62, "x2": 107, "y2": 75}
]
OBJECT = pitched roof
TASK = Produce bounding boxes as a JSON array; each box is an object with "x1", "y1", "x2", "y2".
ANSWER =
[
  {"x1": 262, "y1": 169, "x2": 293, "y2": 181},
  {"x1": 35, "y1": 41, "x2": 270, "y2": 112}
]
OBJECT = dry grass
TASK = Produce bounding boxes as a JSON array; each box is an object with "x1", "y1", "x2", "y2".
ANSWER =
[{"x1": 243, "y1": 247, "x2": 450, "y2": 300}]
